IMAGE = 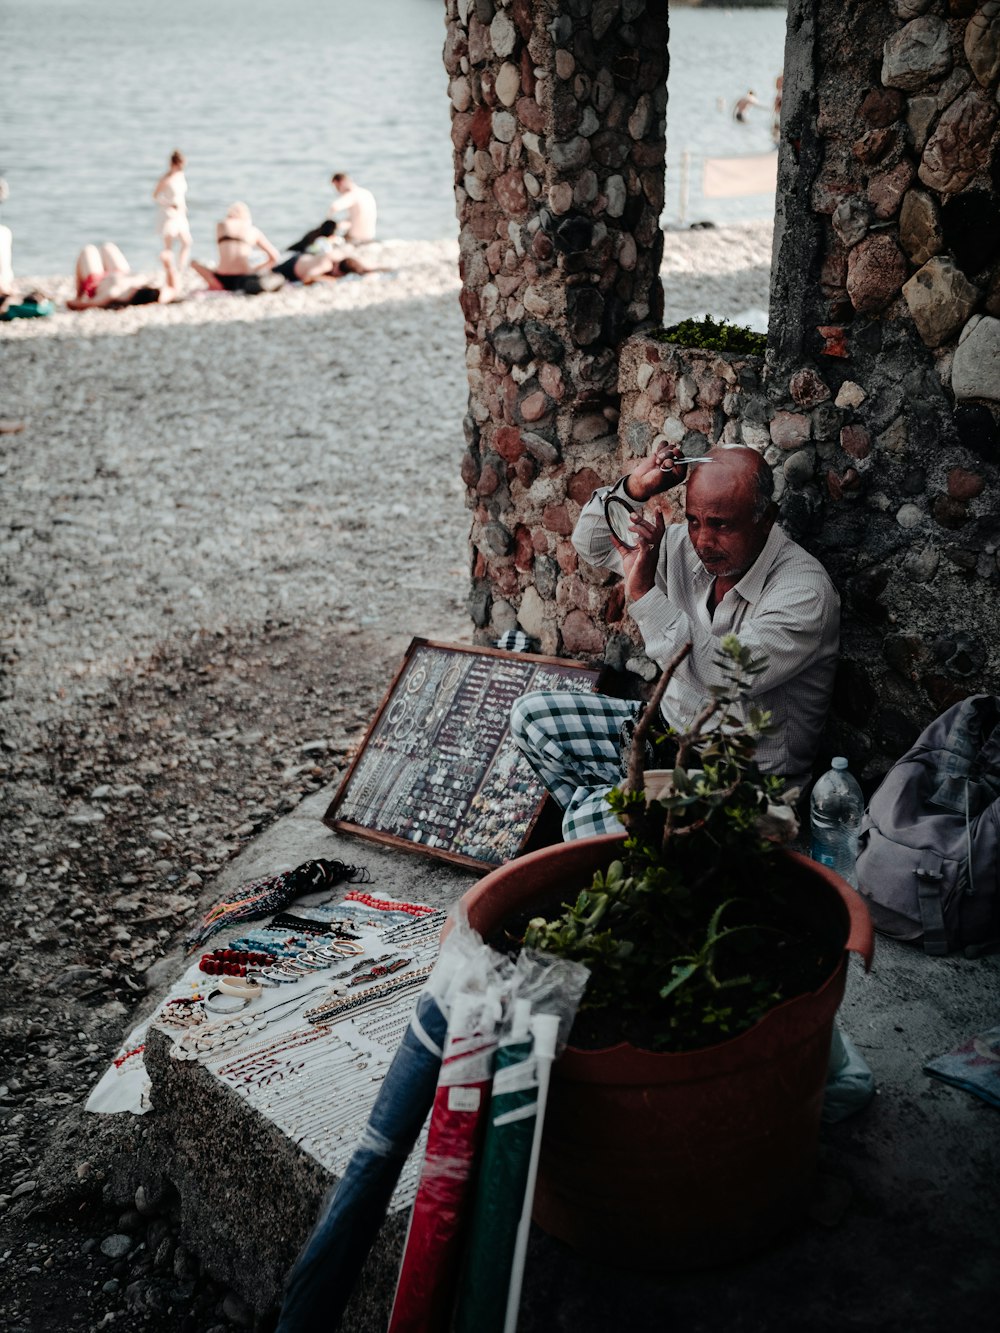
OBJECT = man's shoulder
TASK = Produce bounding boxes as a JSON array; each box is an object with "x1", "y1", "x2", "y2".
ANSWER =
[{"x1": 770, "y1": 527, "x2": 838, "y2": 597}]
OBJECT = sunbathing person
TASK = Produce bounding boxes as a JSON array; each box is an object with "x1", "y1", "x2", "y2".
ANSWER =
[
  {"x1": 269, "y1": 250, "x2": 381, "y2": 285},
  {"x1": 191, "y1": 202, "x2": 283, "y2": 293},
  {"x1": 67, "y1": 243, "x2": 178, "y2": 310}
]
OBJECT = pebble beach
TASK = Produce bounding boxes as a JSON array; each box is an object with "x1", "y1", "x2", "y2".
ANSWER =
[
  {"x1": 0, "y1": 221, "x2": 772, "y2": 1325},
  {"x1": 1, "y1": 222, "x2": 773, "y2": 742}
]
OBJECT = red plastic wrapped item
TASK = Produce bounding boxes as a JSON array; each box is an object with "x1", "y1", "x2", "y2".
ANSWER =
[{"x1": 388, "y1": 992, "x2": 500, "y2": 1333}]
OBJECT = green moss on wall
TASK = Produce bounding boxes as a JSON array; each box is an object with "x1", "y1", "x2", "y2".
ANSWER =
[{"x1": 654, "y1": 315, "x2": 767, "y2": 357}]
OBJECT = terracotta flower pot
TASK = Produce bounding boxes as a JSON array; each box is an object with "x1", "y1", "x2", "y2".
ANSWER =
[{"x1": 456, "y1": 833, "x2": 874, "y2": 1270}]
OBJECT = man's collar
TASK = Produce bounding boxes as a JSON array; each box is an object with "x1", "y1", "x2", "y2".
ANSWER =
[{"x1": 732, "y1": 522, "x2": 786, "y2": 605}]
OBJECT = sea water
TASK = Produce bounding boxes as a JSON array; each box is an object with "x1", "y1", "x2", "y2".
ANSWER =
[{"x1": 2, "y1": 0, "x2": 787, "y2": 276}]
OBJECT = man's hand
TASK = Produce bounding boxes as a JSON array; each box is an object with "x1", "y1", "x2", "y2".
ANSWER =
[
  {"x1": 623, "y1": 440, "x2": 688, "y2": 502},
  {"x1": 611, "y1": 508, "x2": 665, "y2": 602}
]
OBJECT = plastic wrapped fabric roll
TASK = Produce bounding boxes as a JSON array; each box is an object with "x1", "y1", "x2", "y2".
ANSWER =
[
  {"x1": 453, "y1": 999, "x2": 537, "y2": 1333},
  {"x1": 277, "y1": 918, "x2": 501, "y2": 1333},
  {"x1": 387, "y1": 992, "x2": 500, "y2": 1333},
  {"x1": 275, "y1": 986, "x2": 448, "y2": 1332}
]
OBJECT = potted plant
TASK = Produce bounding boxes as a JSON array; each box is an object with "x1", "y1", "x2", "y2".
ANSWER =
[{"x1": 457, "y1": 636, "x2": 873, "y2": 1270}]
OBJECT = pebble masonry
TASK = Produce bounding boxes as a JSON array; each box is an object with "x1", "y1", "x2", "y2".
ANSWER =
[{"x1": 449, "y1": 0, "x2": 1000, "y2": 778}]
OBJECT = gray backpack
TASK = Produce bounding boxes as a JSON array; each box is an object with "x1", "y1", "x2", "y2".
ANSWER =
[{"x1": 856, "y1": 694, "x2": 1000, "y2": 958}]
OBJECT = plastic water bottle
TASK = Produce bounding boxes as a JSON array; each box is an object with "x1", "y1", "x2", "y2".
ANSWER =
[{"x1": 810, "y1": 757, "x2": 864, "y2": 888}]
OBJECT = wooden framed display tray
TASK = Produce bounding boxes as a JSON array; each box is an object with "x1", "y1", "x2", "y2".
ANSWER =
[{"x1": 324, "y1": 639, "x2": 602, "y2": 871}]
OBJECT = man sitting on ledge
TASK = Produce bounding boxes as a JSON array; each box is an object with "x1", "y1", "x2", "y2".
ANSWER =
[{"x1": 510, "y1": 442, "x2": 840, "y2": 840}]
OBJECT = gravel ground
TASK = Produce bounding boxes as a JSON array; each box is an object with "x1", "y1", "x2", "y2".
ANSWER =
[{"x1": 0, "y1": 226, "x2": 773, "y2": 1331}]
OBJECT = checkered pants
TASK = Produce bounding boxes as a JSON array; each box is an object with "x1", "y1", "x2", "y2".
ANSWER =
[{"x1": 509, "y1": 691, "x2": 642, "y2": 841}]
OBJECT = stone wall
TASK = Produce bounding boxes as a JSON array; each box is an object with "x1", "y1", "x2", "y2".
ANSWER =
[
  {"x1": 449, "y1": 0, "x2": 1000, "y2": 782},
  {"x1": 445, "y1": 0, "x2": 669, "y2": 653},
  {"x1": 766, "y1": 0, "x2": 1000, "y2": 775}
]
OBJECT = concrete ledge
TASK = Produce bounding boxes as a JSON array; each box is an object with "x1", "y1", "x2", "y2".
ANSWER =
[
  {"x1": 133, "y1": 787, "x2": 475, "y2": 1321},
  {"x1": 113, "y1": 786, "x2": 1000, "y2": 1330}
]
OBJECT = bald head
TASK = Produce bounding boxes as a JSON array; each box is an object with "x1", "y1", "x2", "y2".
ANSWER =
[
  {"x1": 684, "y1": 447, "x2": 776, "y2": 590},
  {"x1": 689, "y1": 446, "x2": 774, "y2": 514}
]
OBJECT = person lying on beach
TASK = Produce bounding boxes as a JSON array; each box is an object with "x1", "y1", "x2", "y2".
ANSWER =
[
  {"x1": 269, "y1": 250, "x2": 382, "y2": 286},
  {"x1": 67, "y1": 243, "x2": 178, "y2": 310},
  {"x1": 191, "y1": 202, "x2": 283, "y2": 293}
]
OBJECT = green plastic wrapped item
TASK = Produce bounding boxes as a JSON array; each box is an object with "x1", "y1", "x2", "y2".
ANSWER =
[
  {"x1": 454, "y1": 949, "x2": 588, "y2": 1333},
  {"x1": 453, "y1": 999, "x2": 536, "y2": 1333}
]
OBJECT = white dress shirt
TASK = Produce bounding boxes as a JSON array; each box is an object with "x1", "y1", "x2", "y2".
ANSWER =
[{"x1": 574, "y1": 481, "x2": 840, "y2": 788}]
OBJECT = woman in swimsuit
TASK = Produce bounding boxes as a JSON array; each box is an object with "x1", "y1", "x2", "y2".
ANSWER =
[
  {"x1": 153, "y1": 150, "x2": 192, "y2": 274},
  {"x1": 269, "y1": 249, "x2": 381, "y2": 285},
  {"x1": 67, "y1": 243, "x2": 178, "y2": 310},
  {"x1": 191, "y1": 202, "x2": 283, "y2": 293}
]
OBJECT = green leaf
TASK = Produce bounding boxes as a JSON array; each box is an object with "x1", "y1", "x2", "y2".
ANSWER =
[{"x1": 659, "y1": 960, "x2": 699, "y2": 999}]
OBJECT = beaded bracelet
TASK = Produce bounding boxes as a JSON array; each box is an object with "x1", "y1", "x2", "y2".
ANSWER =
[
  {"x1": 113, "y1": 1044, "x2": 146, "y2": 1070},
  {"x1": 200, "y1": 949, "x2": 276, "y2": 976},
  {"x1": 225, "y1": 933, "x2": 318, "y2": 959},
  {"x1": 382, "y1": 910, "x2": 448, "y2": 945},
  {"x1": 226, "y1": 934, "x2": 304, "y2": 960},
  {"x1": 342, "y1": 890, "x2": 437, "y2": 918},
  {"x1": 267, "y1": 912, "x2": 361, "y2": 939}
]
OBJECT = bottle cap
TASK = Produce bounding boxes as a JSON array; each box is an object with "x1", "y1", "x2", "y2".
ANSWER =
[{"x1": 832, "y1": 756, "x2": 848, "y2": 770}]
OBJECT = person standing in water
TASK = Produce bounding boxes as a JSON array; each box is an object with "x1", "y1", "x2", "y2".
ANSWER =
[{"x1": 153, "y1": 150, "x2": 192, "y2": 274}]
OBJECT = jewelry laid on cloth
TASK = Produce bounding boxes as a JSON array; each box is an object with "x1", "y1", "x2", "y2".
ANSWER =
[
  {"x1": 200, "y1": 949, "x2": 276, "y2": 976},
  {"x1": 262, "y1": 1049, "x2": 386, "y2": 1129},
  {"x1": 225, "y1": 933, "x2": 311, "y2": 960},
  {"x1": 382, "y1": 910, "x2": 448, "y2": 947},
  {"x1": 204, "y1": 988, "x2": 251, "y2": 1015},
  {"x1": 112, "y1": 1044, "x2": 146, "y2": 1072},
  {"x1": 303, "y1": 964, "x2": 433, "y2": 1026},
  {"x1": 218, "y1": 1027, "x2": 334, "y2": 1082},
  {"x1": 356, "y1": 1009, "x2": 412, "y2": 1048},
  {"x1": 214, "y1": 1026, "x2": 359, "y2": 1081},
  {"x1": 251, "y1": 938, "x2": 367, "y2": 985},
  {"x1": 346, "y1": 957, "x2": 412, "y2": 986},
  {"x1": 218, "y1": 976, "x2": 263, "y2": 1000},
  {"x1": 157, "y1": 995, "x2": 207, "y2": 1030},
  {"x1": 252, "y1": 966, "x2": 304, "y2": 987},
  {"x1": 168, "y1": 985, "x2": 325, "y2": 1061},
  {"x1": 341, "y1": 890, "x2": 437, "y2": 918},
  {"x1": 185, "y1": 858, "x2": 372, "y2": 951},
  {"x1": 266, "y1": 912, "x2": 360, "y2": 938}
]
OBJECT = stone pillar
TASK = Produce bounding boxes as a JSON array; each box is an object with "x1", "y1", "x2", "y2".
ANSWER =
[
  {"x1": 766, "y1": 0, "x2": 1000, "y2": 773},
  {"x1": 445, "y1": 0, "x2": 669, "y2": 655}
]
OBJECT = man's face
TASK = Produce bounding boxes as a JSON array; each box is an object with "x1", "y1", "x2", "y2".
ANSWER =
[{"x1": 684, "y1": 466, "x2": 773, "y2": 583}]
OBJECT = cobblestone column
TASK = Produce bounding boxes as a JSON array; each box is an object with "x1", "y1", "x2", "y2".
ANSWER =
[
  {"x1": 767, "y1": 0, "x2": 1000, "y2": 773},
  {"x1": 445, "y1": 0, "x2": 669, "y2": 654}
]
